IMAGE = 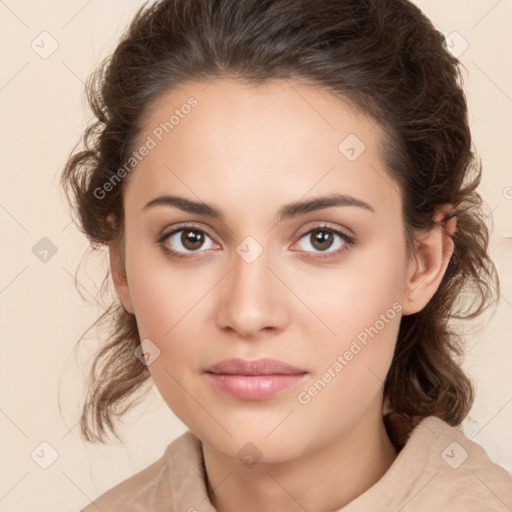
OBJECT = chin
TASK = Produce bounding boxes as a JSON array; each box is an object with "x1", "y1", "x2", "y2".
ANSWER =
[{"x1": 196, "y1": 420, "x2": 309, "y2": 465}]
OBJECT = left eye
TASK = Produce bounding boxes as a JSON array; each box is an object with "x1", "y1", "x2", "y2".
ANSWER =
[{"x1": 294, "y1": 227, "x2": 352, "y2": 255}]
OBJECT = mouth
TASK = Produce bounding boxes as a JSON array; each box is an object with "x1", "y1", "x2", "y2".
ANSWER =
[
  {"x1": 204, "y1": 358, "x2": 308, "y2": 400},
  {"x1": 205, "y1": 357, "x2": 306, "y2": 375}
]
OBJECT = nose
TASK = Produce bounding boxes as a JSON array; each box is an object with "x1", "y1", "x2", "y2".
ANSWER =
[{"x1": 215, "y1": 244, "x2": 289, "y2": 339}]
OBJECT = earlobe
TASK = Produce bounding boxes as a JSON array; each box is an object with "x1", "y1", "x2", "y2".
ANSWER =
[
  {"x1": 401, "y1": 208, "x2": 456, "y2": 316},
  {"x1": 108, "y1": 239, "x2": 135, "y2": 315}
]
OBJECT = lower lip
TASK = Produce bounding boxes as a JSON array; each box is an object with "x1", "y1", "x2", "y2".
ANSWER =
[{"x1": 205, "y1": 372, "x2": 307, "y2": 400}]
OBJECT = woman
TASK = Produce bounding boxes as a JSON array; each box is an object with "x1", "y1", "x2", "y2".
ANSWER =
[{"x1": 60, "y1": 0, "x2": 512, "y2": 510}]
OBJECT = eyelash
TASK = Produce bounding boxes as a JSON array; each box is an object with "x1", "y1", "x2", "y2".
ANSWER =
[{"x1": 157, "y1": 223, "x2": 356, "y2": 261}]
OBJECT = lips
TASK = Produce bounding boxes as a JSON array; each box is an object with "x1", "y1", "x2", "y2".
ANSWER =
[
  {"x1": 205, "y1": 357, "x2": 306, "y2": 376},
  {"x1": 204, "y1": 358, "x2": 308, "y2": 400}
]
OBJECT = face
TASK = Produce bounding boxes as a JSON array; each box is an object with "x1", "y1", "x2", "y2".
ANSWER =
[{"x1": 111, "y1": 78, "x2": 426, "y2": 462}]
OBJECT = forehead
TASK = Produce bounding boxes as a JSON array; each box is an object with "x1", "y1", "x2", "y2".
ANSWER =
[{"x1": 125, "y1": 78, "x2": 400, "y2": 220}]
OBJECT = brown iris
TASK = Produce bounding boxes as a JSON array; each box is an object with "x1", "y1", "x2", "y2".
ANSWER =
[
  {"x1": 309, "y1": 228, "x2": 334, "y2": 251},
  {"x1": 181, "y1": 229, "x2": 205, "y2": 250}
]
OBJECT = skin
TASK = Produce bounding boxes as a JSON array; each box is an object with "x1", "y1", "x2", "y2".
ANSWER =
[{"x1": 108, "y1": 78, "x2": 456, "y2": 512}]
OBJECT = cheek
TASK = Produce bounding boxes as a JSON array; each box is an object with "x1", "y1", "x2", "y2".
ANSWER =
[
  {"x1": 295, "y1": 296, "x2": 402, "y2": 435},
  {"x1": 295, "y1": 242, "x2": 405, "y2": 400},
  {"x1": 125, "y1": 254, "x2": 211, "y2": 384},
  {"x1": 129, "y1": 274, "x2": 175, "y2": 339},
  {"x1": 126, "y1": 247, "x2": 208, "y2": 339},
  {"x1": 299, "y1": 239, "x2": 406, "y2": 341},
  {"x1": 127, "y1": 266, "x2": 203, "y2": 418}
]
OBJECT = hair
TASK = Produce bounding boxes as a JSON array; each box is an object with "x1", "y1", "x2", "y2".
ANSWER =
[{"x1": 60, "y1": 0, "x2": 500, "y2": 445}]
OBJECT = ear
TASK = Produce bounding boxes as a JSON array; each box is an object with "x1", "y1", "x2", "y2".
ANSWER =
[
  {"x1": 109, "y1": 238, "x2": 135, "y2": 315},
  {"x1": 401, "y1": 206, "x2": 457, "y2": 316}
]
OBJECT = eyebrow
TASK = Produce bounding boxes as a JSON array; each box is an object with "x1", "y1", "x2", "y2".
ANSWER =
[{"x1": 142, "y1": 193, "x2": 375, "y2": 221}]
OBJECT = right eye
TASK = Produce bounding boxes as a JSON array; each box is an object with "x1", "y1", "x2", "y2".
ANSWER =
[{"x1": 158, "y1": 224, "x2": 219, "y2": 259}]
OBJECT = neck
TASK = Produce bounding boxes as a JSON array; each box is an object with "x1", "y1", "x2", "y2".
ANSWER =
[{"x1": 202, "y1": 399, "x2": 398, "y2": 512}]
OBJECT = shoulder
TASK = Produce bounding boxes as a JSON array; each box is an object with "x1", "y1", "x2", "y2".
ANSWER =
[
  {"x1": 79, "y1": 430, "x2": 199, "y2": 512},
  {"x1": 399, "y1": 416, "x2": 512, "y2": 510}
]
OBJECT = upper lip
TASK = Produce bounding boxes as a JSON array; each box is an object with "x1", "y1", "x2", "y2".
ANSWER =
[{"x1": 205, "y1": 358, "x2": 306, "y2": 375}]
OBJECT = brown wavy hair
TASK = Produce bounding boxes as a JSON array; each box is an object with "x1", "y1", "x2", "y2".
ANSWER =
[{"x1": 60, "y1": 0, "x2": 500, "y2": 444}]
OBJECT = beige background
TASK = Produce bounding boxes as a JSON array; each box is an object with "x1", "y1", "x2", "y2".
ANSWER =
[{"x1": 0, "y1": 0, "x2": 511, "y2": 510}]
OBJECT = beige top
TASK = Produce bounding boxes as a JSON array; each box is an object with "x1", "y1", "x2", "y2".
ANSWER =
[{"x1": 81, "y1": 416, "x2": 512, "y2": 511}]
